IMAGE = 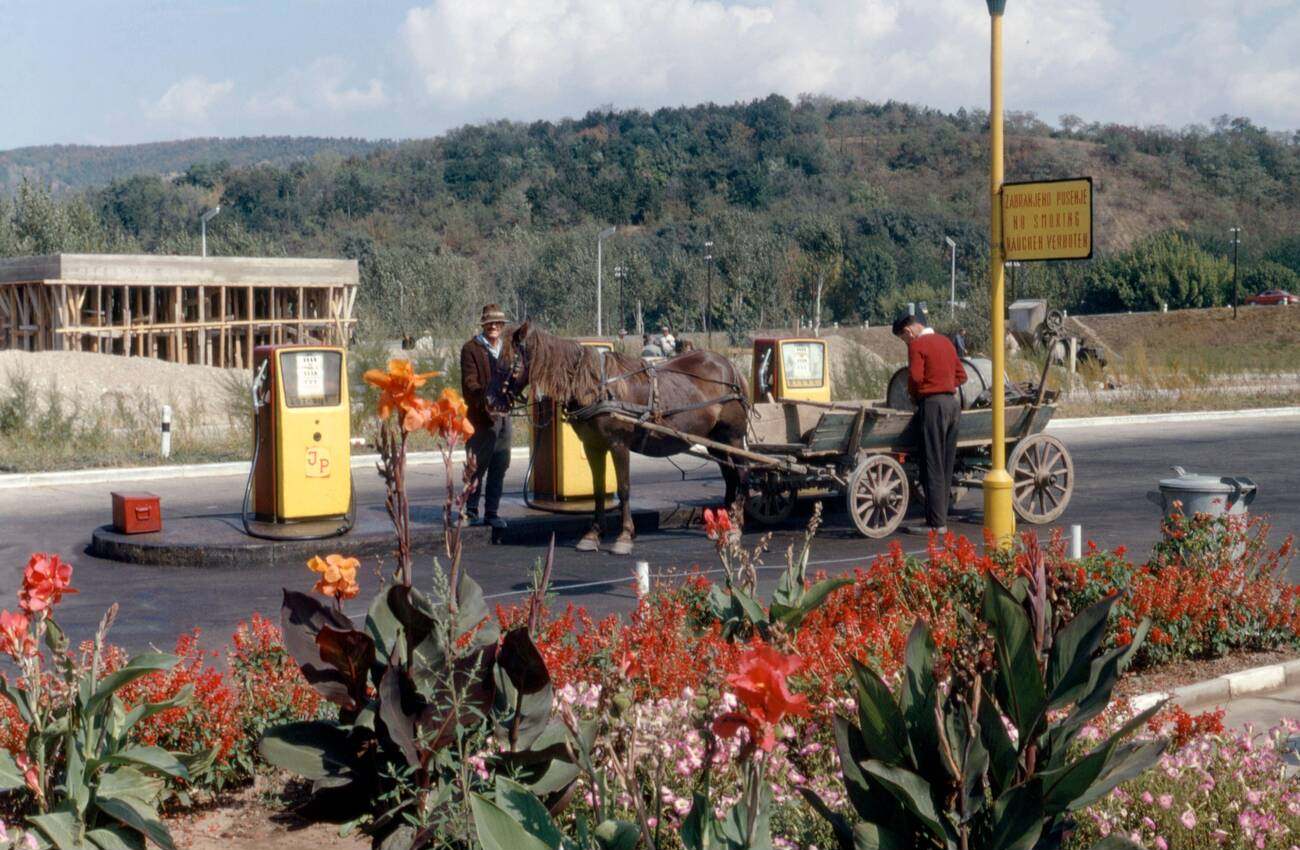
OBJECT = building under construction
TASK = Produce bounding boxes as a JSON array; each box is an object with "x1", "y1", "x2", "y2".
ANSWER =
[{"x1": 0, "y1": 254, "x2": 358, "y2": 368}]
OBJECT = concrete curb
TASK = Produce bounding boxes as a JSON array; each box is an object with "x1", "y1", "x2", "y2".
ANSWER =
[
  {"x1": 1128, "y1": 657, "x2": 1300, "y2": 713},
  {"x1": 4, "y1": 406, "x2": 1299, "y2": 490},
  {"x1": 1046, "y1": 405, "x2": 1300, "y2": 430}
]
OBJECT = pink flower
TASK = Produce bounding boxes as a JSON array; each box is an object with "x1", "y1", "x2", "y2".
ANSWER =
[
  {"x1": 1181, "y1": 808, "x2": 1197, "y2": 829},
  {"x1": 1155, "y1": 838, "x2": 1168, "y2": 850},
  {"x1": 1158, "y1": 793, "x2": 1173, "y2": 810}
]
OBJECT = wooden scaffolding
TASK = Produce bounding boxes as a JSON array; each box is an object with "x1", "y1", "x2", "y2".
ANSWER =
[{"x1": 0, "y1": 254, "x2": 358, "y2": 368}]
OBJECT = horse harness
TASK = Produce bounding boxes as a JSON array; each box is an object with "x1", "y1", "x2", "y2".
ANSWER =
[{"x1": 566, "y1": 349, "x2": 746, "y2": 430}]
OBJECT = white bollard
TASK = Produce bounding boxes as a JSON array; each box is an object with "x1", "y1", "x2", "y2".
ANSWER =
[
  {"x1": 634, "y1": 561, "x2": 650, "y2": 597},
  {"x1": 160, "y1": 405, "x2": 172, "y2": 459},
  {"x1": 1070, "y1": 524, "x2": 1082, "y2": 560}
]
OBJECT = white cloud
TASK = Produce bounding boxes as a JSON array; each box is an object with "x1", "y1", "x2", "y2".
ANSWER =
[
  {"x1": 395, "y1": 0, "x2": 1300, "y2": 132},
  {"x1": 248, "y1": 57, "x2": 388, "y2": 117},
  {"x1": 146, "y1": 75, "x2": 234, "y2": 123}
]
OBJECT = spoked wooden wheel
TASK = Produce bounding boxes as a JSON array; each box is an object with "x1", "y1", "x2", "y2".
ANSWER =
[
  {"x1": 846, "y1": 454, "x2": 909, "y2": 538},
  {"x1": 745, "y1": 484, "x2": 796, "y2": 526},
  {"x1": 1008, "y1": 433, "x2": 1074, "y2": 523}
]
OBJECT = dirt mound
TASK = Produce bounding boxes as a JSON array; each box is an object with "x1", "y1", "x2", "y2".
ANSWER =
[{"x1": 0, "y1": 350, "x2": 245, "y2": 429}]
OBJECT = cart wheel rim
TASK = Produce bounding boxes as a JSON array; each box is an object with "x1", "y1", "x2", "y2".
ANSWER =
[
  {"x1": 847, "y1": 455, "x2": 908, "y2": 538},
  {"x1": 1010, "y1": 434, "x2": 1073, "y2": 523}
]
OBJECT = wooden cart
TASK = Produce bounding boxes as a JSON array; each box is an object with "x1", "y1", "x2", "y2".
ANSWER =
[{"x1": 736, "y1": 393, "x2": 1073, "y2": 538}]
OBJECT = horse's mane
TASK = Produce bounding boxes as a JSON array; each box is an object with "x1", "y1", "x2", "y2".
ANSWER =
[{"x1": 513, "y1": 325, "x2": 641, "y2": 407}]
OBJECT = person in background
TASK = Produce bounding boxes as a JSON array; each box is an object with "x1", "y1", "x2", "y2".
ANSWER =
[
  {"x1": 459, "y1": 304, "x2": 512, "y2": 529},
  {"x1": 951, "y1": 327, "x2": 969, "y2": 358},
  {"x1": 893, "y1": 314, "x2": 966, "y2": 535},
  {"x1": 640, "y1": 333, "x2": 662, "y2": 358},
  {"x1": 659, "y1": 324, "x2": 677, "y2": 355}
]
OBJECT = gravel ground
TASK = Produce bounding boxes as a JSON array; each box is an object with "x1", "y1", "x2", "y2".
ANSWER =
[{"x1": 0, "y1": 350, "x2": 246, "y2": 430}]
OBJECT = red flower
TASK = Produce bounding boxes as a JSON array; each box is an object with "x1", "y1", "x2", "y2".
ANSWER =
[
  {"x1": 712, "y1": 644, "x2": 810, "y2": 752},
  {"x1": 0, "y1": 609, "x2": 34, "y2": 658},
  {"x1": 703, "y1": 507, "x2": 733, "y2": 541},
  {"x1": 19, "y1": 553, "x2": 77, "y2": 613}
]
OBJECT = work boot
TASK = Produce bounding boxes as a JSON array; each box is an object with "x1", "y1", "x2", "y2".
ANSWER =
[
  {"x1": 902, "y1": 524, "x2": 947, "y2": 536},
  {"x1": 485, "y1": 515, "x2": 507, "y2": 530},
  {"x1": 463, "y1": 510, "x2": 481, "y2": 526}
]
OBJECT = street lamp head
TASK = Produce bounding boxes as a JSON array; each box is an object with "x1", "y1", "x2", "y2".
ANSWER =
[
  {"x1": 599, "y1": 226, "x2": 616, "y2": 239},
  {"x1": 201, "y1": 206, "x2": 221, "y2": 224},
  {"x1": 945, "y1": 236, "x2": 957, "y2": 249}
]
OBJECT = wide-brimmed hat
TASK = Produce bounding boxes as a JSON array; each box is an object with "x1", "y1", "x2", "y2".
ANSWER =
[{"x1": 479, "y1": 304, "x2": 508, "y2": 326}]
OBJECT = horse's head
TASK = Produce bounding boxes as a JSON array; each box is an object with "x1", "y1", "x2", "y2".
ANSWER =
[{"x1": 487, "y1": 320, "x2": 531, "y2": 412}]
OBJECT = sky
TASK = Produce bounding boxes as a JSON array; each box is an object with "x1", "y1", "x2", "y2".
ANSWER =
[{"x1": 1, "y1": 0, "x2": 1297, "y2": 151}]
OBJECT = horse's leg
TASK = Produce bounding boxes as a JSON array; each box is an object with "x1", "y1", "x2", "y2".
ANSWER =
[
  {"x1": 609, "y1": 444, "x2": 634, "y2": 556},
  {"x1": 575, "y1": 434, "x2": 604, "y2": 552}
]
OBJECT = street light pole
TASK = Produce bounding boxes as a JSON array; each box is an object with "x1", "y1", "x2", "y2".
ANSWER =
[
  {"x1": 704, "y1": 240, "x2": 714, "y2": 349},
  {"x1": 984, "y1": 0, "x2": 1016, "y2": 548},
  {"x1": 945, "y1": 236, "x2": 957, "y2": 318},
  {"x1": 613, "y1": 266, "x2": 626, "y2": 332},
  {"x1": 200, "y1": 206, "x2": 221, "y2": 258},
  {"x1": 1229, "y1": 227, "x2": 1242, "y2": 319},
  {"x1": 597, "y1": 226, "x2": 616, "y2": 336}
]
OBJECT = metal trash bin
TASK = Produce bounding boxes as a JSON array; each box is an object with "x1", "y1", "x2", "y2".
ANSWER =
[{"x1": 1147, "y1": 466, "x2": 1257, "y2": 519}]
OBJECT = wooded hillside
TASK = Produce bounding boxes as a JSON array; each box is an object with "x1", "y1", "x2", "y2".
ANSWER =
[{"x1": 1, "y1": 96, "x2": 1297, "y2": 341}]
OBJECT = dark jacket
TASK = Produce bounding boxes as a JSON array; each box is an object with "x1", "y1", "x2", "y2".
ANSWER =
[{"x1": 460, "y1": 336, "x2": 499, "y2": 430}]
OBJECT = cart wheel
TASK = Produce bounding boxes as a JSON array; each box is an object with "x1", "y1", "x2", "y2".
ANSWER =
[
  {"x1": 1008, "y1": 433, "x2": 1074, "y2": 524},
  {"x1": 846, "y1": 455, "x2": 909, "y2": 538},
  {"x1": 745, "y1": 486, "x2": 796, "y2": 527}
]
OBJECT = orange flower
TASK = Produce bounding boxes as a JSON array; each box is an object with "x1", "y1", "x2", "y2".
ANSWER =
[
  {"x1": 711, "y1": 644, "x2": 810, "y2": 752},
  {"x1": 703, "y1": 507, "x2": 733, "y2": 541},
  {"x1": 402, "y1": 396, "x2": 435, "y2": 433},
  {"x1": 307, "y1": 554, "x2": 360, "y2": 601},
  {"x1": 0, "y1": 609, "x2": 34, "y2": 658},
  {"x1": 19, "y1": 553, "x2": 77, "y2": 614},
  {"x1": 427, "y1": 388, "x2": 475, "y2": 439},
  {"x1": 362, "y1": 359, "x2": 440, "y2": 421}
]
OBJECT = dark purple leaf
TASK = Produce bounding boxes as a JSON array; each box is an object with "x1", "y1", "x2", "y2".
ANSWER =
[{"x1": 316, "y1": 626, "x2": 376, "y2": 711}]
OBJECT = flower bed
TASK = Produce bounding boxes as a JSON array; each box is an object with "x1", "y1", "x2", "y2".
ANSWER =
[{"x1": 3, "y1": 360, "x2": 1298, "y2": 850}]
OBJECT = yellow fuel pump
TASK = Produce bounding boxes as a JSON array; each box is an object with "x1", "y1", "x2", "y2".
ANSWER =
[
  {"x1": 751, "y1": 337, "x2": 831, "y2": 403},
  {"x1": 242, "y1": 344, "x2": 354, "y2": 539},
  {"x1": 527, "y1": 340, "x2": 616, "y2": 511}
]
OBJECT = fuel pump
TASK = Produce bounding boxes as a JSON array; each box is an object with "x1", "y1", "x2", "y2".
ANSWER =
[
  {"x1": 241, "y1": 344, "x2": 355, "y2": 540},
  {"x1": 751, "y1": 337, "x2": 831, "y2": 402}
]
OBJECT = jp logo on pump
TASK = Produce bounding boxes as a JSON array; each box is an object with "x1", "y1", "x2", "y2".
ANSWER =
[{"x1": 305, "y1": 446, "x2": 332, "y2": 478}]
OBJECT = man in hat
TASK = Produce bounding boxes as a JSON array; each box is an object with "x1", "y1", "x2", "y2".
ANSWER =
[
  {"x1": 893, "y1": 313, "x2": 966, "y2": 534},
  {"x1": 460, "y1": 304, "x2": 512, "y2": 528}
]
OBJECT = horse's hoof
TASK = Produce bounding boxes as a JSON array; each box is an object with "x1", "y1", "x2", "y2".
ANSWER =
[
  {"x1": 610, "y1": 539, "x2": 634, "y2": 556},
  {"x1": 575, "y1": 535, "x2": 600, "y2": 552}
]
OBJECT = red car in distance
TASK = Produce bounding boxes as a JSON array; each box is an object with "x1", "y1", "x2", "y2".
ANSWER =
[{"x1": 1245, "y1": 289, "x2": 1299, "y2": 306}]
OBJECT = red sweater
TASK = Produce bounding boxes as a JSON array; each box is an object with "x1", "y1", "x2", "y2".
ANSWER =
[{"x1": 908, "y1": 331, "x2": 967, "y2": 398}]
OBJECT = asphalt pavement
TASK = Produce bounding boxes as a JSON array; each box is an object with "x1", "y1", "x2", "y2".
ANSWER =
[{"x1": 2, "y1": 414, "x2": 1298, "y2": 653}]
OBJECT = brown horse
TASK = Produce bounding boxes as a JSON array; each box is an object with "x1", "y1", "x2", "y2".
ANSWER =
[{"x1": 489, "y1": 322, "x2": 749, "y2": 555}]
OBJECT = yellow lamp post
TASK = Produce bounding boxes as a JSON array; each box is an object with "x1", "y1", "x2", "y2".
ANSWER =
[{"x1": 983, "y1": 0, "x2": 1016, "y2": 548}]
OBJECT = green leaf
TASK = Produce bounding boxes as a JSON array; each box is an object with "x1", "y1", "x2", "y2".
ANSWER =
[
  {"x1": 0, "y1": 748, "x2": 25, "y2": 791},
  {"x1": 86, "y1": 653, "x2": 177, "y2": 717},
  {"x1": 0, "y1": 676, "x2": 35, "y2": 725},
  {"x1": 1040, "y1": 700, "x2": 1164, "y2": 814},
  {"x1": 87, "y1": 826, "x2": 146, "y2": 850},
  {"x1": 258, "y1": 721, "x2": 358, "y2": 782},
  {"x1": 97, "y1": 767, "x2": 164, "y2": 804},
  {"x1": 731, "y1": 587, "x2": 769, "y2": 629},
  {"x1": 851, "y1": 822, "x2": 912, "y2": 850},
  {"x1": 988, "y1": 785, "x2": 1044, "y2": 850},
  {"x1": 978, "y1": 692, "x2": 1018, "y2": 797},
  {"x1": 982, "y1": 576, "x2": 1047, "y2": 742},
  {"x1": 592, "y1": 820, "x2": 639, "y2": 850},
  {"x1": 899, "y1": 621, "x2": 943, "y2": 780},
  {"x1": 455, "y1": 569, "x2": 501, "y2": 650},
  {"x1": 103, "y1": 747, "x2": 189, "y2": 781},
  {"x1": 95, "y1": 794, "x2": 175, "y2": 850},
  {"x1": 29, "y1": 810, "x2": 83, "y2": 850},
  {"x1": 469, "y1": 792, "x2": 554, "y2": 850},
  {"x1": 121, "y1": 686, "x2": 193, "y2": 738},
  {"x1": 798, "y1": 787, "x2": 854, "y2": 849},
  {"x1": 1047, "y1": 595, "x2": 1117, "y2": 708},
  {"x1": 849, "y1": 659, "x2": 911, "y2": 766},
  {"x1": 365, "y1": 583, "x2": 403, "y2": 665},
  {"x1": 832, "y1": 715, "x2": 902, "y2": 821},
  {"x1": 495, "y1": 777, "x2": 562, "y2": 848},
  {"x1": 862, "y1": 760, "x2": 952, "y2": 846},
  {"x1": 1068, "y1": 739, "x2": 1165, "y2": 811}
]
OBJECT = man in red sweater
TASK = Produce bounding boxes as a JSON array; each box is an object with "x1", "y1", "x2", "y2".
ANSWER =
[{"x1": 893, "y1": 314, "x2": 967, "y2": 534}]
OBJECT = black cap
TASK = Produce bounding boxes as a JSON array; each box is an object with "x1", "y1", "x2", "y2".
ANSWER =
[{"x1": 892, "y1": 314, "x2": 918, "y2": 336}]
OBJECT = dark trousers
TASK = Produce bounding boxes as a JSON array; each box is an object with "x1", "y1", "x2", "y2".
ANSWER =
[
  {"x1": 917, "y1": 392, "x2": 960, "y2": 528},
  {"x1": 466, "y1": 416, "x2": 512, "y2": 517}
]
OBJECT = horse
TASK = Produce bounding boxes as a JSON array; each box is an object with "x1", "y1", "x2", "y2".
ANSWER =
[{"x1": 488, "y1": 321, "x2": 750, "y2": 555}]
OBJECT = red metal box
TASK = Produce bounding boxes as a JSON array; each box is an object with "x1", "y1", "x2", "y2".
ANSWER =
[{"x1": 111, "y1": 492, "x2": 162, "y2": 534}]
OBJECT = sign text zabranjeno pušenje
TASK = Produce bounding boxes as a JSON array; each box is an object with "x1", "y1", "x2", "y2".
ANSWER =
[{"x1": 1001, "y1": 177, "x2": 1093, "y2": 261}]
